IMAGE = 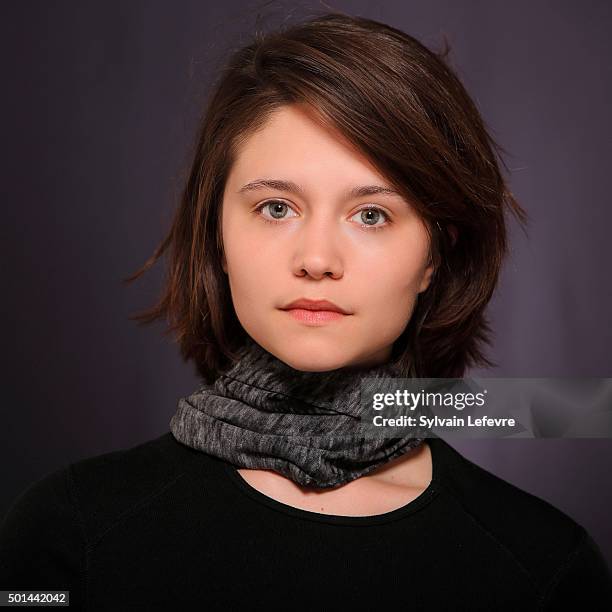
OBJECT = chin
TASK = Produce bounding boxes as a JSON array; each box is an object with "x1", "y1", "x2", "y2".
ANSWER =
[
  {"x1": 268, "y1": 339, "x2": 354, "y2": 373},
  {"x1": 251, "y1": 325, "x2": 364, "y2": 372},
  {"x1": 287, "y1": 360, "x2": 346, "y2": 373}
]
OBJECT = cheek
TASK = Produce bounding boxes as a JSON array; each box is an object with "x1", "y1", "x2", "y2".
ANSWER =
[
  {"x1": 355, "y1": 254, "x2": 426, "y2": 341},
  {"x1": 227, "y1": 258, "x2": 275, "y2": 311},
  {"x1": 364, "y1": 271, "x2": 420, "y2": 316},
  {"x1": 223, "y1": 208, "x2": 275, "y2": 266},
  {"x1": 356, "y1": 236, "x2": 430, "y2": 306},
  {"x1": 223, "y1": 226, "x2": 279, "y2": 310}
]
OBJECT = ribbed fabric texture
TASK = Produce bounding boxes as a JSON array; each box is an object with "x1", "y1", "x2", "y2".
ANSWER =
[{"x1": 169, "y1": 336, "x2": 424, "y2": 488}]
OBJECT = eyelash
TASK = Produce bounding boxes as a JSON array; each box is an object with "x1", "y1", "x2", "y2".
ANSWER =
[{"x1": 253, "y1": 199, "x2": 392, "y2": 233}]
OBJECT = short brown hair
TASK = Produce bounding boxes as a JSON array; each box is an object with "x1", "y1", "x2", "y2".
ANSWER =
[{"x1": 124, "y1": 11, "x2": 528, "y2": 383}]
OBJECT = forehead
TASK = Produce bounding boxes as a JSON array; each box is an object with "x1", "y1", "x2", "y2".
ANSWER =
[{"x1": 228, "y1": 104, "x2": 389, "y2": 186}]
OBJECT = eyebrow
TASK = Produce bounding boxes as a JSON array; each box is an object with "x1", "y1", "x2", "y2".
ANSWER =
[{"x1": 237, "y1": 178, "x2": 402, "y2": 199}]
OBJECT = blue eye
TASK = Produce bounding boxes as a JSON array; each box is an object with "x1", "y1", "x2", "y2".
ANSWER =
[
  {"x1": 253, "y1": 200, "x2": 391, "y2": 232},
  {"x1": 255, "y1": 200, "x2": 296, "y2": 222},
  {"x1": 351, "y1": 206, "x2": 390, "y2": 231}
]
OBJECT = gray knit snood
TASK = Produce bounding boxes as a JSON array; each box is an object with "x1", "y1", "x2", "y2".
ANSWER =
[{"x1": 169, "y1": 336, "x2": 424, "y2": 488}]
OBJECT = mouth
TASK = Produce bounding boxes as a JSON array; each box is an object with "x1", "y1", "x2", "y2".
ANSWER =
[
  {"x1": 281, "y1": 308, "x2": 349, "y2": 326},
  {"x1": 280, "y1": 298, "x2": 351, "y2": 315},
  {"x1": 279, "y1": 298, "x2": 352, "y2": 326}
]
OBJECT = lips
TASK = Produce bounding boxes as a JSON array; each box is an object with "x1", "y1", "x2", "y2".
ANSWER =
[{"x1": 281, "y1": 298, "x2": 350, "y2": 315}]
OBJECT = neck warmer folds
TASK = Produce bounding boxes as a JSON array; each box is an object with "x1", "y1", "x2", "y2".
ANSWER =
[{"x1": 169, "y1": 336, "x2": 424, "y2": 488}]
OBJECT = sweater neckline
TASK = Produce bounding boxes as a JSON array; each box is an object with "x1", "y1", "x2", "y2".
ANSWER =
[{"x1": 223, "y1": 437, "x2": 443, "y2": 526}]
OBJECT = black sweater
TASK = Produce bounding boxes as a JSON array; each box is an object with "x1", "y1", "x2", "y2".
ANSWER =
[{"x1": 1, "y1": 432, "x2": 611, "y2": 611}]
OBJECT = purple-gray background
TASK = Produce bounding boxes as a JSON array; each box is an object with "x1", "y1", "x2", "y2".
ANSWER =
[{"x1": 3, "y1": 1, "x2": 611, "y2": 566}]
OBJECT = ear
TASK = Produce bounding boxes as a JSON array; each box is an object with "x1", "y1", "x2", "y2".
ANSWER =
[
  {"x1": 221, "y1": 253, "x2": 228, "y2": 274},
  {"x1": 418, "y1": 258, "x2": 435, "y2": 293},
  {"x1": 447, "y1": 224, "x2": 458, "y2": 247}
]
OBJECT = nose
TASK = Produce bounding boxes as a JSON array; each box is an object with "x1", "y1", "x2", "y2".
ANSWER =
[{"x1": 291, "y1": 214, "x2": 344, "y2": 280}]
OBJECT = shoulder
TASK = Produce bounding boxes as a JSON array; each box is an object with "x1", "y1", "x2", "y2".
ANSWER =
[
  {"x1": 430, "y1": 437, "x2": 612, "y2": 604},
  {"x1": 0, "y1": 432, "x2": 203, "y2": 595},
  {"x1": 0, "y1": 433, "x2": 214, "y2": 565},
  {"x1": 0, "y1": 453, "x2": 81, "y2": 590},
  {"x1": 431, "y1": 437, "x2": 586, "y2": 543},
  {"x1": 59, "y1": 432, "x2": 216, "y2": 541}
]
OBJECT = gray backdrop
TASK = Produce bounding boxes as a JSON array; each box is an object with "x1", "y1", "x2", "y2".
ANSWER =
[{"x1": 3, "y1": 0, "x2": 611, "y2": 567}]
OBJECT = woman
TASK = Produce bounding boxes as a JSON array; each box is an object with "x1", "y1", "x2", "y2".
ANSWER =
[{"x1": 1, "y1": 11, "x2": 611, "y2": 611}]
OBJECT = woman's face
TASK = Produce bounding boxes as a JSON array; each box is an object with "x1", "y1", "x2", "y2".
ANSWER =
[{"x1": 221, "y1": 103, "x2": 434, "y2": 372}]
